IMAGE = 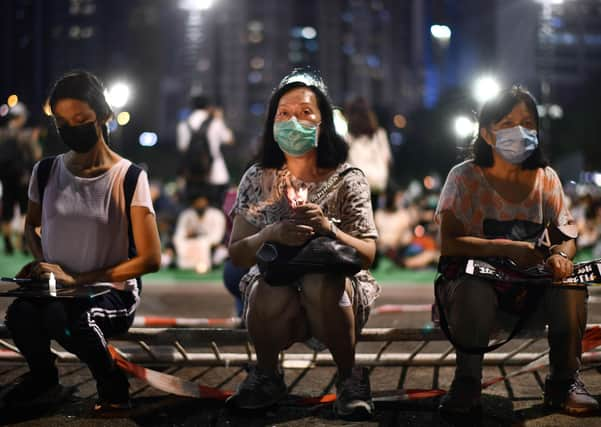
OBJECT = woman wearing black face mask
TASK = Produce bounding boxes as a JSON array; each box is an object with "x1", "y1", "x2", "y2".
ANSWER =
[{"x1": 3, "y1": 71, "x2": 161, "y2": 413}]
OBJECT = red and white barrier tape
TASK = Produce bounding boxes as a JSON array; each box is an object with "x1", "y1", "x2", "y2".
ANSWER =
[
  {"x1": 132, "y1": 316, "x2": 241, "y2": 328},
  {"x1": 373, "y1": 304, "x2": 432, "y2": 315},
  {"x1": 108, "y1": 345, "x2": 445, "y2": 404}
]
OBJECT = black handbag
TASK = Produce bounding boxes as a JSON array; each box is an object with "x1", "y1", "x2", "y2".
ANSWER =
[{"x1": 256, "y1": 236, "x2": 363, "y2": 287}]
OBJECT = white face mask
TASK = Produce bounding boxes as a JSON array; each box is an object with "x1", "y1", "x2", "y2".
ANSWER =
[{"x1": 493, "y1": 126, "x2": 538, "y2": 164}]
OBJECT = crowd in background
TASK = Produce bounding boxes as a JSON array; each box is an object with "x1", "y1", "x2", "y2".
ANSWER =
[{"x1": 3, "y1": 96, "x2": 601, "y2": 276}]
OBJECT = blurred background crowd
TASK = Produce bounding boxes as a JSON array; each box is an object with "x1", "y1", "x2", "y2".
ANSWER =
[{"x1": 2, "y1": 0, "x2": 601, "y2": 275}]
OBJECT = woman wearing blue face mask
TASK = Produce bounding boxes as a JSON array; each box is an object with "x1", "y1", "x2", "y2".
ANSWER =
[
  {"x1": 227, "y1": 69, "x2": 380, "y2": 420},
  {"x1": 435, "y1": 86, "x2": 598, "y2": 416}
]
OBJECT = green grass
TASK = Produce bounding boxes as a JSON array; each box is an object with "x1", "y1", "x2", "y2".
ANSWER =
[
  {"x1": 1, "y1": 246, "x2": 595, "y2": 287},
  {"x1": 0, "y1": 250, "x2": 436, "y2": 286}
]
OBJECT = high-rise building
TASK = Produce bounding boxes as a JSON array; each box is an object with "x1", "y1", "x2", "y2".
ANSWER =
[{"x1": 497, "y1": 0, "x2": 601, "y2": 103}]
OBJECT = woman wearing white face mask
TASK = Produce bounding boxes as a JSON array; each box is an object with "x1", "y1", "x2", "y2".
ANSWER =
[
  {"x1": 435, "y1": 87, "x2": 598, "y2": 416},
  {"x1": 227, "y1": 69, "x2": 380, "y2": 420}
]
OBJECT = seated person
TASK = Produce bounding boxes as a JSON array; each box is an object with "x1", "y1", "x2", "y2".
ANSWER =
[
  {"x1": 3, "y1": 71, "x2": 161, "y2": 412},
  {"x1": 436, "y1": 86, "x2": 598, "y2": 416},
  {"x1": 227, "y1": 68, "x2": 379, "y2": 420},
  {"x1": 173, "y1": 193, "x2": 226, "y2": 273}
]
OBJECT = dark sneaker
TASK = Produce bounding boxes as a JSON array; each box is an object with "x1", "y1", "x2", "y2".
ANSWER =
[
  {"x1": 2, "y1": 372, "x2": 70, "y2": 408},
  {"x1": 334, "y1": 367, "x2": 374, "y2": 420},
  {"x1": 544, "y1": 375, "x2": 599, "y2": 415},
  {"x1": 93, "y1": 368, "x2": 131, "y2": 415},
  {"x1": 438, "y1": 376, "x2": 482, "y2": 415},
  {"x1": 226, "y1": 366, "x2": 287, "y2": 410}
]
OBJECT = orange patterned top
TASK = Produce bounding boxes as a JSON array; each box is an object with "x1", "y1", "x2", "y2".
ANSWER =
[{"x1": 435, "y1": 160, "x2": 573, "y2": 237}]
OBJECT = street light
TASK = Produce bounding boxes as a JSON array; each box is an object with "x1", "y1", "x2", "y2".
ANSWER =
[
  {"x1": 105, "y1": 82, "x2": 131, "y2": 109},
  {"x1": 454, "y1": 115, "x2": 478, "y2": 140},
  {"x1": 430, "y1": 25, "x2": 452, "y2": 41},
  {"x1": 179, "y1": 0, "x2": 213, "y2": 10},
  {"x1": 473, "y1": 76, "x2": 500, "y2": 104}
]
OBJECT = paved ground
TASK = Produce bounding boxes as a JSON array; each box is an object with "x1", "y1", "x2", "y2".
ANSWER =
[{"x1": 1, "y1": 281, "x2": 601, "y2": 426}]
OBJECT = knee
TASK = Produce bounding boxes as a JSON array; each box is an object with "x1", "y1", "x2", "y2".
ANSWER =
[
  {"x1": 247, "y1": 279, "x2": 300, "y2": 322},
  {"x1": 448, "y1": 277, "x2": 497, "y2": 313},
  {"x1": 6, "y1": 299, "x2": 37, "y2": 332},
  {"x1": 300, "y1": 273, "x2": 346, "y2": 308},
  {"x1": 41, "y1": 302, "x2": 70, "y2": 338}
]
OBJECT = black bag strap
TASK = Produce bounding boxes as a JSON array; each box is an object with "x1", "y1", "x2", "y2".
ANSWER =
[
  {"x1": 434, "y1": 274, "x2": 535, "y2": 354},
  {"x1": 37, "y1": 156, "x2": 57, "y2": 204},
  {"x1": 124, "y1": 163, "x2": 143, "y2": 293},
  {"x1": 310, "y1": 166, "x2": 362, "y2": 204}
]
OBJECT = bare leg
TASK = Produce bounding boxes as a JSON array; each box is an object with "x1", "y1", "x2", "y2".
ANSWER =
[
  {"x1": 300, "y1": 273, "x2": 355, "y2": 379},
  {"x1": 246, "y1": 278, "x2": 307, "y2": 374}
]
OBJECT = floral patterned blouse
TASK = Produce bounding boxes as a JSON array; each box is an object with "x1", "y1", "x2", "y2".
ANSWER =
[{"x1": 230, "y1": 162, "x2": 381, "y2": 306}]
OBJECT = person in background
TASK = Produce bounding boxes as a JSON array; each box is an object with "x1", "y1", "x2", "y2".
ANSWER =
[
  {"x1": 172, "y1": 193, "x2": 226, "y2": 273},
  {"x1": 0, "y1": 102, "x2": 41, "y2": 254},
  {"x1": 3, "y1": 71, "x2": 161, "y2": 412},
  {"x1": 176, "y1": 93, "x2": 234, "y2": 208},
  {"x1": 344, "y1": 97, "x2": 392, "y2": 212},
  {"x1": 227, "y1": 68, "x2": 379, "y2": 420},
  {"x1": 436, "y1": 86, "x2": 598, "y2": 416},
  {"x1": 221, "y1": 186, "x2": 247, "y2": 317}
]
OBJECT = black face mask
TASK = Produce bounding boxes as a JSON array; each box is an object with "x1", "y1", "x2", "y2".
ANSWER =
[
  {"x1": 58, "y1": 122, "x2": 99, "y2": 153},
  {"x1": 195, "y1": 207, "x2": 207, "y2": 216}
]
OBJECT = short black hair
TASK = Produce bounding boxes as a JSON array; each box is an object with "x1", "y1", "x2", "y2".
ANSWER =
[
  {"x1": 191, "y1": 95, "x2": 210, "y2": 110},
  {"x1": 48, "y1": 70, "x2": 113, "y2": 142},
  {"x1": 471, "y1": 86, "x2": 547, "y2": 169},
  {"x1": 258, "y1": 81, "x2": 348, "y2": 169}
]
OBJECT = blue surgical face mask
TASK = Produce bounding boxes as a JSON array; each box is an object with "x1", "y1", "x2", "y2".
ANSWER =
[
  {"x1": 273, "y1": 117, "x2": 319, "y2": 157},
  {"x1": 493, "y1": 125, "x2": 539, "y2": 164}
]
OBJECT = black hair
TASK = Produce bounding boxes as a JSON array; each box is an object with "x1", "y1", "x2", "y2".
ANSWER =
[
  {"x1": 258, "y1": 81, "x2": 348, "y2": 169},
  {"x1": 345, "y1": 97, "x2": 378, "y2": 138},
  {"x1": 191, "y1": 94, "x2": 210, "y2": 110},
  {"x1": 471, "y1": 86, "x2": 547, "y2": 169},
  {"x1": 48, "y1": 70, "x2": 113, "y2": 142}
]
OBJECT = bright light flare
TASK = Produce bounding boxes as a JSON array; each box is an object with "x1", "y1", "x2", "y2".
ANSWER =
[
  {"x1": 179, "y1": 0, "x2": 213, "y2": 10},
  {"x1": 430, "y1": 25, "x2": 452, "y2": 41},
  {"x1": 139, "y1": 132, "x2": 158, "y2": 147},
  {"x1": 454, "y1": 116, "x2": 478, "y2": 139},
  {"x1": 473, "y1": 76, "x2": 500, "y2": 104},
  {"x1": 333, "y1": 108, "x2": 348, "y2": 137},
  {"x1": 105, "y1": 82, "x2": 131, "y2": 109},
  {"x1": 7, "y1": 94, "x2": 18, "y2": 108},
  {"x1": 117, "y1": 111, "x2": 131, "y2": 126}
]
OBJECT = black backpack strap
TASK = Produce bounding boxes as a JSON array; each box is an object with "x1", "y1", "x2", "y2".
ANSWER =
[
  {"x1": 186, "y1": 114, "x2": 214, "y2": 138},
  {"x1": 124, "y1": 163, "x2": 143, "y2": 293},
  {"x1": 36, "y1": 156, "x2": 57, "y2": 205}
]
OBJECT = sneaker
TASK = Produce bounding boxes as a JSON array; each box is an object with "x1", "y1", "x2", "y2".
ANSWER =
[
  {"x1": 2, "y1": 372, "x2": 69, "y2": 408},
  {"x1": 438, "y1": 376, "x2": 482, "y2": 415},
  {"x1": 225, "y1": 366, "x2": 287, "y2": 410},
  {"x1": 334, "y1": 367, "x2": 374, "y2": 420},
  {"x1": 93, "y1": 368, "x2": 131, "y2": 414},
  {"x1": 544, "y1": 375, "x2": 599, "y2": 415}
]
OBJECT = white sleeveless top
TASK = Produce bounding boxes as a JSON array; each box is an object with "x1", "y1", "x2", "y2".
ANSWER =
[{"x1": 28, "y1": 154, "x2": 155, "y2": 291}]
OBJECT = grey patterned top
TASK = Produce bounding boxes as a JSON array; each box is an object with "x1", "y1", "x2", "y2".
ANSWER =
[{"x1": 230, "y1": 162, "x2": 381, "y2": 306}]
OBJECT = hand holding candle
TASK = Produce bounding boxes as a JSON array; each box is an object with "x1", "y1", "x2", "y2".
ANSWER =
[{"x1": 286, "y1": 184, "x2": 308, "y2": 209}]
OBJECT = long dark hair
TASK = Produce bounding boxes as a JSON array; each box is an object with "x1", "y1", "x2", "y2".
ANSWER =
[
  {"x1": 345, "y1": 97, "x2": 378, "y2": 138},
  {"x1": 258, "y1": 81, "x2": 348, "y2": 169},
  {"x1": 471, "y1": 86, "x2": 547, "y2": 169},
  {"x1": 48, "y1": 70, "x2": 113, "y2": 142}
]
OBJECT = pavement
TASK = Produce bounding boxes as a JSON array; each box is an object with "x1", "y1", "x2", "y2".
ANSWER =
[{"x1": 0, "y1": 281, "x2": 601, "y2": 426}]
